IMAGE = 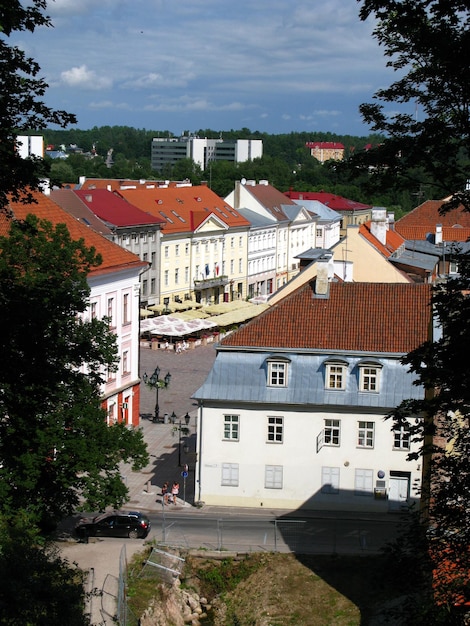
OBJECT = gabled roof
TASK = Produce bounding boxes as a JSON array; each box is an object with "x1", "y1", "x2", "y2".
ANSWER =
[
  {"x1": 359, "y1": 221, "x2": 405, "y2": 258},
  {"x1": 236, "y1": 207, "x2": 277, "y2": 229},
  {"x1": 395, "y1": 200, "x2": 470, "y2": 241},
  {"x1": 49, "y1": 189, "x2": 113, "y2": 236},
  {"x1": 242, "y1": 183, "x2": 297, "y2": 221},
  {"x1": 221, "y1": 281, "x2": 431, "y2": 354},
  {"x1": 72, "y1": 189, "x2": 163, "y2": 228},
  {"x1": 285, "y1": 190, "x2": 371, "y2": 213},
  {"x1": 117, "y1": 185, "x2": 250, "y2": 235},
  {"x1": 292, "y1": 199, "x2": 342, "y2": 223},
  {"x1": 5, "y1": 192, "x2": 146, "y2": 277}
]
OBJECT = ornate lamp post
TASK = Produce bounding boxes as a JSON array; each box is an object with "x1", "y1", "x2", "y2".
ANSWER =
[
  {"x1": 142, "y1": 366, "x2": 171, "y2": 423},
  {"x1": 173, "y1": 412, "x2": 191, "y2": 466}
]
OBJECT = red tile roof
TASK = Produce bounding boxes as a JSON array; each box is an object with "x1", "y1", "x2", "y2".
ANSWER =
[
  {"x1": 117, "y1": 185, "x2": 251, "y2": 234},
  {"x1": 396, "y1": 200, "x2": 470, "y2": 241},
  {"x1": 5, "y1": 192, "x2": 146, "y2": 277},
  {"x1": 77, "y1": 178, "x2": 185, "y2": 191},
  {"x1": 359, "y1": 222, "x2": 405, "y2": 257},
  {"x1": 73, "y1": 189, "x2": 164, "y2": 227},
  {"x1": 285, "y1": 190, "x2": 371, "y2": 212},
  {"x1": 306, "y1": 142, "x2": 345, "y2": 149},
  {"x1": 222, "y1": 281, "x2": 431, "y2": 353}
]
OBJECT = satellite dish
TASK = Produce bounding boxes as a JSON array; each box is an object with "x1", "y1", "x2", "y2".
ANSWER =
[{"x1": 241, "y1": 177, "x2": 247, "y2": 185}]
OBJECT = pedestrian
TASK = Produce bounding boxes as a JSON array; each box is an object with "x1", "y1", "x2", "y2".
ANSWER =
[
  {"x1": 161, "y1": 481, "x2": 169, "y2": 505},
  {"x1": 176, "y1": 342, "x2": 182, "y2": 355},
  {"x1": 164, "y1": 339, "x2": 170, "y2": 351},
  {"x1": 171, "y1": 481, "x2": 179, "y2": 505}
]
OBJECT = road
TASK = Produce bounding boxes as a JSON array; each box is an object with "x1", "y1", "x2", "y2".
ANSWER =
[{"x1": 146, "y1": 512, "x2": 400, "y2": 555}]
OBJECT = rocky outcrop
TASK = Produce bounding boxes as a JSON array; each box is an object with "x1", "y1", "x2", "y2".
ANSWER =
[{"x1": 139, "y1": 579, "x2": 211, "y2": 626}]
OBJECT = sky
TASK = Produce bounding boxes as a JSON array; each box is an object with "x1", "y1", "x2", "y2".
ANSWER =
[{"x1": 10, "y1": 0, "x2": 399, "y2": 137}]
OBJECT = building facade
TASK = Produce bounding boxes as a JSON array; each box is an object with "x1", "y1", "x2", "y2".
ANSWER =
[
  {"x1": 193, "y1": 278, "x2": 432, "y2": 512},
  {"x1": 151, "y1": 136, "x2": 263, "y2": 171}
]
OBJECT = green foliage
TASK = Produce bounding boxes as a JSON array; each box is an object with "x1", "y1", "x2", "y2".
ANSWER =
[
  {"x1": 0, "y1": 214, "x2": 148, "y2": 524},
  {"x1": 196, "y1": 556, "x2": 263, "y2": 597},
  {"x1": 0, "y1": 1, "x2": 76, "y2": 210},
  {"x1": 0, "y1": 514, "x2": 89, "y2": 626},
  {"x1": 343, "y1": 1, "x2": 470, "y2": 210}
]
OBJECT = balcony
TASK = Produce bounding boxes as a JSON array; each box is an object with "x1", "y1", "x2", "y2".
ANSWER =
[{"x1": 193, "y1": 275, "x2": 229, "y2": 291}]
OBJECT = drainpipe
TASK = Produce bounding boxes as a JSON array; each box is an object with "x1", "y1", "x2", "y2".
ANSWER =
[{"x1": 197, "y1": 401, "x2": 203, "y2": 503}]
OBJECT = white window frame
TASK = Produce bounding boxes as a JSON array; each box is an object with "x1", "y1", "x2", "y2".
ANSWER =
[
  {"x1": 267, "y1": 361, "x2": 287, "y2": 387},
  {"x1": 324, "y1": 419, "x2": 341, "y2": 446},
  {"x1": 325, "y1": 362, "x2": 347, "y2": 390},
  {"x1": 354, "y1": 468, "x2": 374, "y2": 496},
  {"x1": 321, "y1": 466, "x2": 340, "y2": 494},
  {"x1": 357, "y1": 421, "x2": 375, "y2": 448},
  {"x1": 265, "y1": 465, "x2": 283, "y2": 489},
  {"x1": 221, "y1": 463, "x2": 239, "y2": 486},
  {"x1": 393, "y1": 424, "x2": 410, "y2": 450},
  {"x1": 359, "y1": 364, "x2": 381, "y2": 392},
  {"x1": 223, "y1": 414, "x2": 239, "y2": 441},
  {"x1": 267, "y1": 416, "x2": 283, "y2": 443}
]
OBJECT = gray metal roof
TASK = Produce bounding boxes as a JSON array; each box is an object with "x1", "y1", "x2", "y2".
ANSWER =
[
  {"x1": 293, "y1": 199, "x2": 342, "y2": 223},
  {"x1": 237, "y1": 207, "x2": 277, "y2": 229},
  {"x1": 390, "y1": 249, "x2": 439, "y2": 272},
  {"x1": 193, "y1": 349, "x2": 424, "y2": 409}
]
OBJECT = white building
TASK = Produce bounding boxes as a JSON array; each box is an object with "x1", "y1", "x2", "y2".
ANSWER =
[
  {"x1": 193, "y1": 277, "x2": 432, "y2": 512},
  {"x1": 151, "y1": 136, "x2": 263, "y2": 171}
]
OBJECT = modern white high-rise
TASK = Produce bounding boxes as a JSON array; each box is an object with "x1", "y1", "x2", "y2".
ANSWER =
[{"x1": 151, "y1": 136, "x2": 262, "y2": 171}]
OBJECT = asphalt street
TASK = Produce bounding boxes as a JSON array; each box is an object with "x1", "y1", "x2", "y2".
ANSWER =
[{"x1": 59, "y1": 342, "x2": 404, "y2": 625}]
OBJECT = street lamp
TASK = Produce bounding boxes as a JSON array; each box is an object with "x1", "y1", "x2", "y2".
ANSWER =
[
  {"x1": 173, "y1": 412, "x2": 191, "y2": 466},
  {"x1": 142, "y1": 366, "x2": 171, "y2": 423}
]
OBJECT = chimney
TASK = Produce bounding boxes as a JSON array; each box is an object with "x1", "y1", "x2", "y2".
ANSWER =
[
  {"x1": 234, "y1": 180, "x2": 241, "y2": 209},
  {"x1": 314, "y1": 256, "x2": 332, "y2": 297},
  {"x1": 435, "y1": 224, "x2": 443, "y2": 245},
  {"x1": 370, "y1": 208, "x2": 387, "y2": 245},
  {"x1": 387, "y1": 212, "x2": 395, "y2": 230},
  {"x1": 85, "y1": 194, "x2": 92, "y2": 203}
]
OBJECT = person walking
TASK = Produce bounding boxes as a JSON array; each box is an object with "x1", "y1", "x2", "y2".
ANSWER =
[
  {"x1": 171, "y1": 481, "x2": 179, "y2": 505},
  {"x1": 161, "y1": 481, "x2": 169, "y2": 505}
]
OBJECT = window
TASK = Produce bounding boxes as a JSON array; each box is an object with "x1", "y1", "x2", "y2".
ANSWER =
[
  {"x1": 265, "y1": 465, "x2": 283, "y2": 489},
  {"x1": 151, "y1": 251, "x2": 156, "y2": 266},
  {"x1": 321, "y1": 467, "x2": 340, "y2": 494},
  {"x1": 91, "y1": 301, "x2": 97, "y2": 319},
  {"x1": 221, "y1": 463, "x2": 239, "y2": 486},
  {"x1": 230, "y1": 259, "x2": 234, "y2": 273},
  {"x1": 122, "y1": 350, "x2": 129, "y2": 375},
  {"x1": 393, "y1": 424, "x2": 410, "y2": 450},
  {"x1": 223, "y1": 415, "x2": 239, "y2": 441},
  {"x1": 185, "y1": 243, "x2": 189, "y2": 255},
  {"x1": 325, "y1": 362, "x2": 347, "y2": 390},
  {"x1": 267, "y1": 416, "x2": 283, "y2": 443},
  {"x1": 324, "y1": 419, "x2": 340, "y2": 446},
  {"x1": 142, "y1": 279, "x2": 148, "y2": 295},
  {"x1": 151, "y1": 278, "x2": 156, "y2": 293},
  {"x1": 107, "y1": 298, "x2": 114, "y2": 325},
  {"x1": 239, "y1": 258, "x2": 243, "y2": 273},
  {"x1": 143, "y1": 252, "x2": 148, "y2": 262},
  {"x1": 268, "y1": 361, "x2": 287, "y2": 387},
  {"x1": 359, "y1": 364, "x2": 381, "y2": 392},
  {"x1": 175, "y1": 268, "x2": 179, "y2": 284},
  {"x1": 175, "y1": 244, "x2": 179, "y2": 256},
  {"x1": 354, "y1": 468, "x2": 374, "y2": 496},
  {"x1": 164, "y1": 246, "x2": 169, "y2": 258},
  {"x1": 164, "y1": 270, "x2": 169, "y2": 287},
  {"x1": 316, "y1": 228, "x2": 323, "y2": 238},
  {"x1": 358, "y1": 421, "x2": 375, "y2": 448},
  {"x1": 185, "y1": 266, "x2": 189, "y2": 282},
  {"x1": 123, "y1": 293, "x2": 130, "y2": 324}
]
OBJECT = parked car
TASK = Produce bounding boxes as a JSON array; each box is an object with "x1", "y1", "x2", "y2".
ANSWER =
[{"x1": 76, "y1": 511, "x2": 151, "y2": 540}]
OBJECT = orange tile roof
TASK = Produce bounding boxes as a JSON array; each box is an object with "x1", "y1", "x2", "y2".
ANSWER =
[
  {"x1": 78, "y1": 178, "x2": 186, "y2": 191},
  {"x1": 6, "y1": 192, "x2": 146, "y2": 277},
  {"x1": 359, "y1": 222, "x2": 405, "y2": 257},
  {"x1": 117, "y1": 185, "x2": 251, "y2": 234},
  {"x1": 222, "y1": 281, "x2": 431, "y2": 353},
  {"x1": 396, "y1": 200, "x2": 470, "y2": 241}
]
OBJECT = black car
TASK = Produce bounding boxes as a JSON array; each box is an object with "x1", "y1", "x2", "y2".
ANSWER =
[{"x1": 76, "y1": 511, "x2": 151, "y2": 540}]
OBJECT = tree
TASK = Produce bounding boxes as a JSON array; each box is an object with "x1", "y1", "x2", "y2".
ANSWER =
[
  {"x1": 0, "y1": 214, "x2": 148, "y2": 527},
  {"x1": 345, "y1": 1, "x2": 470, "y2": 210},
  {"x1": 386, "y1": 253, "x2": 470, "y2": 622},
  {"x1": 0, "y1": 1, "x2": 76, "y2": 210}
]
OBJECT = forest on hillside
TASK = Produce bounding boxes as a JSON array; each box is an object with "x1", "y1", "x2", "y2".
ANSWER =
[{"x1": 33, "y1": 126, "x2": 424, "y2": 215}]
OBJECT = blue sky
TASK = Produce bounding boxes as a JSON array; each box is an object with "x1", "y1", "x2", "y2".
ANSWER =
[{"x1": 11, "y1": 0, "x2": 399, "y2": 137}]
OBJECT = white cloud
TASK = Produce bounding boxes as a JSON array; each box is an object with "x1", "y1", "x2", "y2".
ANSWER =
[{"x1": 60, "y1": 65, "x2": 112, "y2": 90}]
